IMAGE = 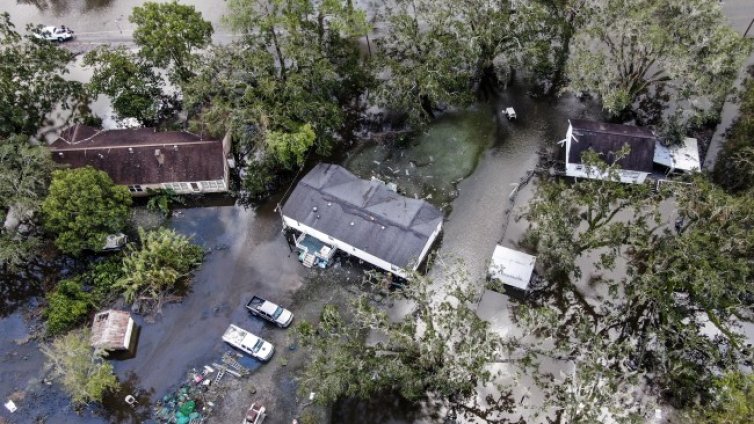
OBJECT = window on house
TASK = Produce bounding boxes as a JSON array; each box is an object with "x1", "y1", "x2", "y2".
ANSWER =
[{"x1": 128, "y1": 185, "x2": 143, "y2": 193}]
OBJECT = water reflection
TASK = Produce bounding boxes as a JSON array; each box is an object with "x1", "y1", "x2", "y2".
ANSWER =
[{"x1": 17, "y1": 0, "x2": 114, "y2": 15}]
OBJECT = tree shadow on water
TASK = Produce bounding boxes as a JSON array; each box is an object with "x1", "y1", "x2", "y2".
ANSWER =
[{"x1": 100, "y1": 371, "x2": 154, "y2": 424}]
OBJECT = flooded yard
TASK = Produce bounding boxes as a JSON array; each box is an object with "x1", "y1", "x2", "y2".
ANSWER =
[{"x1": 5, "y1": 1, "x2": 746, "y2": 423}]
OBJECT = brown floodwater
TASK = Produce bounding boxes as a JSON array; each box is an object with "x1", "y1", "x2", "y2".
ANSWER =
[{"x1": 2, "y1": 1, "x2": 751, "y2": 423}]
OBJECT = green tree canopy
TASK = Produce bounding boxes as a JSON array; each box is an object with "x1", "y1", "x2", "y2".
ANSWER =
[
  {"x1": 713, "y1": 76, "x2": 754, "y2": 193},
  {"x1": 130, "y1": 1, "x2": 213, "y2": 82},
  {"x1": 0, "y1": 134, "x2": 55, "y2": 270},
  {"x1": 41, "y1": 167, "x2": 131, "y2": 256},
  {"x1": 41, "y1": 328, "x2": 119, "y2": 405},
  {"x1": 185, "y1": 0, "x2": 372, "y2": 196},
  {"x1": 566, "y1": 0, "x2": 750, "y2": 120},
  {"x1": 297, "y1": 265, "x2": 504, "y2": 413},
  {"x1": 374, "y1": 0, "x2": 522, "y2": 123},
  {"x1": 265, "y1": 123, "x2": 315, "y2": 168},
  {"x1": 114, "y1": 227, "x2": 203, "y2": 309},
  {"x1": 687, "y1": 371, "x2": 754, "y2": 423},
  {"x1": 522, "y1": 164, "x2": 754, "y2": 408},
  {"x1": 0, "y1": 12, "x2": 85, "y2": 137},
  {"x1": 44, "y1": 278, "x2": 96, "y2": 335},
  {"x1": 83, "y1": 46, "x2": 165, "y2": 125}
]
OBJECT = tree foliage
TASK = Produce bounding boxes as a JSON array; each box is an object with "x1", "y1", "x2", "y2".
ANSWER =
[
  {"x1": 114, "y1": 227, "x2": 203, "y2": 306},
  {"x1": 713, "y1": 76, "x2": 754, "y2": 193},
  {"x1": 146, "y1": 188, "x2": 184, "y2": 217},
  {"x1": 83, "y1": 47, "x2": 165, "y2": 124},
  {"x1": 0, "y1": 134, "x2": 54, "y2": 269},
  {"x1": 0, "y1": 12, "x2": 85, "y2": 138},
  {"x1": 265, "y1": 123, "x2": 315, "y2": 168},
  {"x1": 566, "y1": 0, "x2": 750, "y2": 119},
  {"x1": 686, "y1": 371, "x2": 754, "y2": 424},
  {"x1": 184, "y1": 0, "x2": 372, "y2": 195},
  {"x1": 42, "y1": 328, "x2": 119, "y2": 405},
  {"x1": 297, "y1": 264, "x2": 503, "y2": 405},
  {"x1": 374, "y1": 0, "x2": 523, "y2": 123},
  {"x1": 44, "y1": 278, "x2": 96, "y2": 336},
  {"x1": 522, "y1": 160, "x2": 754, "y2": 409},
  {"x1": 130, "y1": 1, "x2": 213, "y2": 83},
  {"x1": 41, "y1": 167, "x2": 132, "y2": 256}
]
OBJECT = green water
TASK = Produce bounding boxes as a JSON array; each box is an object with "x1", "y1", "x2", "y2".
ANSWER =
[{"x1": 344, "y1": 108, "x2": 496, "y2": 209}]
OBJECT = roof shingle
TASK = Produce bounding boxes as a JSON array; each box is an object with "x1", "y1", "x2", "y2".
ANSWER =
[{"x1": 282, "y1": 164, "x2": 443, "y2": 269}]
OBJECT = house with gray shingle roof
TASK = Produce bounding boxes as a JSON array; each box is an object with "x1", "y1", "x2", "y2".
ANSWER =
[{"x1": 281, "y1": 163, "x2": 443, "y2": 278}]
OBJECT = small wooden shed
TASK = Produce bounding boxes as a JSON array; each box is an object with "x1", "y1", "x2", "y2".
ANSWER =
[{"x1": 91, "y1": 309, "x2": 135, "y2": 351}]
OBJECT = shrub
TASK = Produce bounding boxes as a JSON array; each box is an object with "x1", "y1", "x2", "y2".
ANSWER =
[{"x1": 44, "y1": 278, "x2": 95, "y2": 336}]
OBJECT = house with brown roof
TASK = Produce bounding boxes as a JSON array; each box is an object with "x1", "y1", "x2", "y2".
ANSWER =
[{"x1": 50, "y1": 125, "x2": 231, "y2": 196}]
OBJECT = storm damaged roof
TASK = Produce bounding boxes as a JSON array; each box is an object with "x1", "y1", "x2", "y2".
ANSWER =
[
  {"x1": 568, "y1": 119, "x2": 657, "y2": 173},
  {"x1": 91, "y1": 309, "x2": 133, "y2": 351},
  {"x1": 282, "y1": 163, "x2": 443, "y2": 269},
  {"x1": 49, "y1": 125, "x2": 225, "y2": 186}
]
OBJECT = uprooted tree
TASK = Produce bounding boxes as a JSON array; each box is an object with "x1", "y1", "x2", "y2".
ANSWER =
[{"x1": 114, "y1": 227, "x2": 203, "y2": 314}]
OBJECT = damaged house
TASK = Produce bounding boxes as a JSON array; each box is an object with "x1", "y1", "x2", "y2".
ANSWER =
[{"x1": 281, "y1": 163, "x2": 443, "y2": 278}]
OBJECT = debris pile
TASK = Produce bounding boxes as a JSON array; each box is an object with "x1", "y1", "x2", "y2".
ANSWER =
[{"x1": 153, "y1": 352, "x2": 251, "y2": 423}]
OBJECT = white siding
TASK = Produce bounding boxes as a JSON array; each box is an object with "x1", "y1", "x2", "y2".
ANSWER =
[
  {"x1": 283, "y1": 216, "x2": 440, "y2": 278},
  {"x1": 564, "y1": 122, "x2": 649, "y2": 184},
  {"x1": 565, "y1": 163, "x2": 649, "y2": 184}
]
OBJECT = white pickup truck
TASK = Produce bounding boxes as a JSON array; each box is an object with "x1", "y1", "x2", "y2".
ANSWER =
[
  {"x1": 246, "y1": 296, "x2": 294, "y2": 328},
  {"x1": 222, "y1": 324, "x2": 274, "y2": 361}
]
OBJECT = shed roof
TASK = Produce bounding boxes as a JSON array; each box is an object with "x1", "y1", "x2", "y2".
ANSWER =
[
  {"x1": 49, "y1": 125, "x2": 225, "y2": 186},
  {"x1": 282, "y1": 163, "x2": 443, "y2": 269},
  {"x1": 91, "y1": 309, "x2": 133, "y2": 351},
  {"x1": 568, "y1": 120, "x2": 657, "y2": 173},
  {"x1": 489, "y1": 245, "x2": 536, "y2": 290},
  {"x1": 653, "y1": 137, "x2": 700, "y2": 172}
]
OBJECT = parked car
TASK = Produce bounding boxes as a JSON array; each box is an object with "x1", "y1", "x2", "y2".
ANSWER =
[
  {"x1": 242, "y1": 402, "x2": 266, "y2": 424},
  {"x1": 246, "y1": 296, "x2": 294, "y2": 328},
  {"x1": 222, "y1": 324, "x2": 274, "y2": 361},
  {"x1": 32, "y1": 25, "x2": 74, "y2": 42}
]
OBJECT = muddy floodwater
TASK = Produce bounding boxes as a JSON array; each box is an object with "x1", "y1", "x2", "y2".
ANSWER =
[
  {"x1": 3, "y1": 1, "x2": 748, "y2": 423},
  {"x1": 0, "y1": 81, "x2": 599, "y2": 424}
]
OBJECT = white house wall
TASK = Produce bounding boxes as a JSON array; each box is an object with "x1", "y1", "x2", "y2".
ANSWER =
[
  {"x1": 127, "y1": 179, "x2": 228, "y2": 196},
  {"x1": 564, "y1": 163, "x2": 649, "y2": 184},
  {"x1": 414, "y1": 221, "x2": 443, "y2": 271},
  {"x1": 283, "y1": 216, "x2": 440, "y2": 278}
]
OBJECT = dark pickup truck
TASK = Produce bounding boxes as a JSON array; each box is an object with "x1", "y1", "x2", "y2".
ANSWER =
[{"x1": 246, "y1": 296, "x2": 294, "y2": 328}]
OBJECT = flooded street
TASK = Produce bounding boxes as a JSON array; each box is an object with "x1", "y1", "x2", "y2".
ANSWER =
[
  {"x1": 2, "y1": 1, "x2": 751, "y2": 423},
  {"x1": 6, "y1": 0, "x2": 235, "y2": 46}
]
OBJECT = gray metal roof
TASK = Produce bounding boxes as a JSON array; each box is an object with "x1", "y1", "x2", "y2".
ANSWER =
[
  {"x1": 569, "y1": 119, "x2": 656, "y2": 172},
  {"x1": 282, "y1": 163, "x2": 443, "y2": 269}
]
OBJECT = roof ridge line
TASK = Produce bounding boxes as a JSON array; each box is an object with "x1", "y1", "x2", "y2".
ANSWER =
[
  {"x1": 298, "y1": 170, "x2": 430, "y2": 237},
  {"x1": 51, "y1": 139, "x2": 218, "y2": 151}
]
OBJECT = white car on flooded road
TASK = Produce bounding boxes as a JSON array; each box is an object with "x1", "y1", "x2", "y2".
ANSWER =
[{"x1": 32, "y1": 26, "x2": 75, "y2": 42}]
